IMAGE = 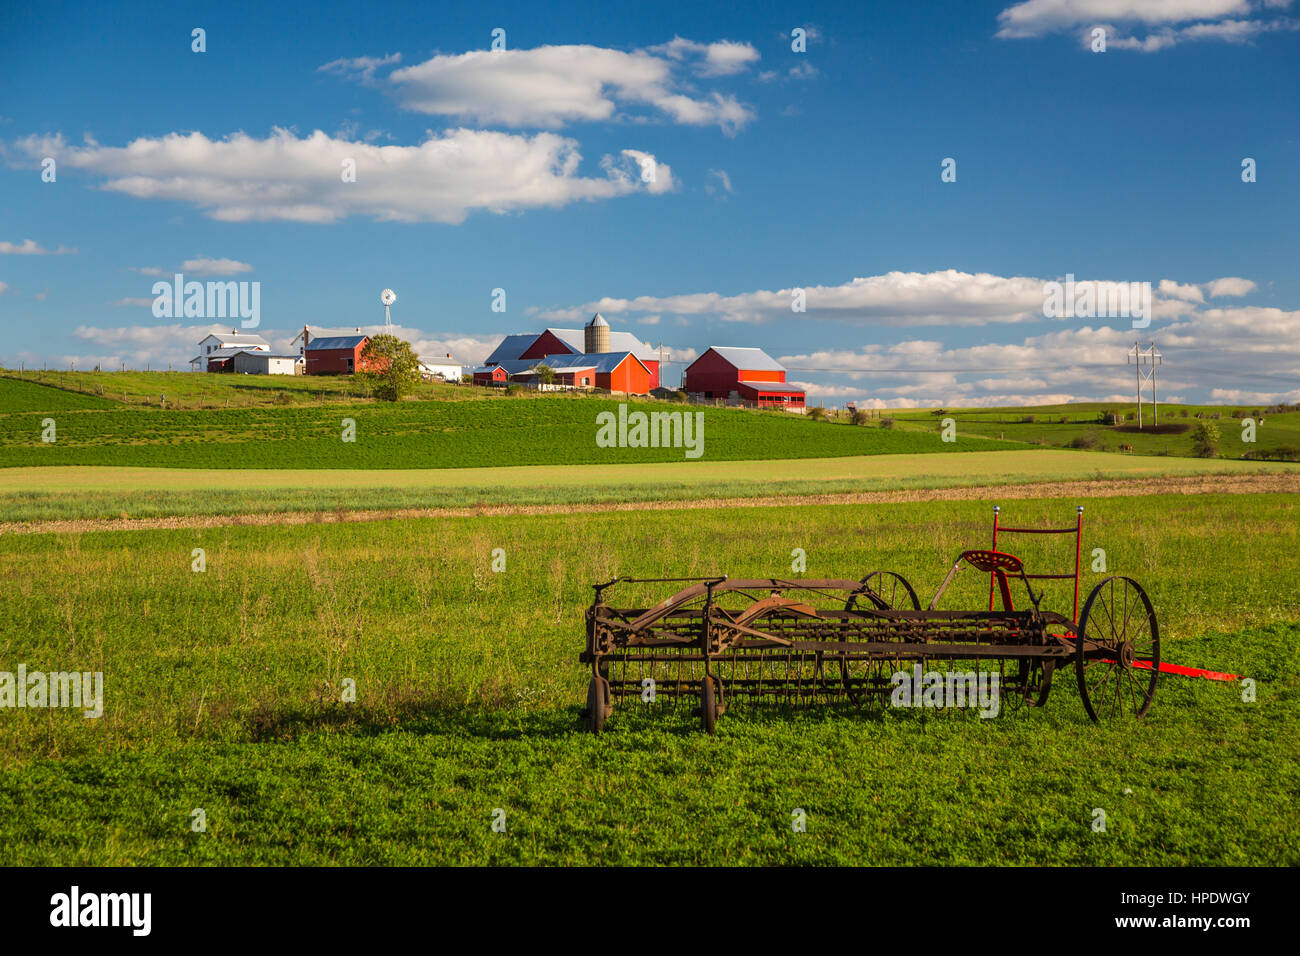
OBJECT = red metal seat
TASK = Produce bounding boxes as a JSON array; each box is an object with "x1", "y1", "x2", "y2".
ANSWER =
[{"x1": 960, "y1": 550, "x2": 1024, "y2": 574}]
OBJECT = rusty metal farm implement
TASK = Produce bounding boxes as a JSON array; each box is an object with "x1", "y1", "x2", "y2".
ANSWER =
[{"x1": 580, "y1": 506, "x2": 1237, "y2": 733}]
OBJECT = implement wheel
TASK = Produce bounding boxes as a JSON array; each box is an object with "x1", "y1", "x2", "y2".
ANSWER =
[
  {"x1": 851, "y1": 570, "x2": 921, "y2": 614},
  {"x1": 1075, "y1": 577, "x2": 1159, "y2": 722},
  {"x1": 841, "y1": 571, "x2": 919, "y2": 707},
  {"x1": 585, "y1": 677, "x2": 611, "y2": 733}
]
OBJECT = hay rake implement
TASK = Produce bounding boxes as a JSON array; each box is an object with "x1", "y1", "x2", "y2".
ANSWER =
[{"x1": 579, "y1": 506, "x2": 1237, "y2": 733}]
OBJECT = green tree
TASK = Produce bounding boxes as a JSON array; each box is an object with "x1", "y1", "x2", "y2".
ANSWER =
[
  {"x1": 533, "y1": 364, "x2": 555, "y2": 386},
  {"x1": 355, "y1": 334, "x2": 421, "y2": 402},
  {"x1": 1191, "y1": 421, "x2": 1220, "y2": 458}
]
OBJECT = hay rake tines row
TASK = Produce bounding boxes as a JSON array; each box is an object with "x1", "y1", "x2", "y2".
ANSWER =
[{"x1": 580, "y1": 506, "x2": 1234, "y2": 734}]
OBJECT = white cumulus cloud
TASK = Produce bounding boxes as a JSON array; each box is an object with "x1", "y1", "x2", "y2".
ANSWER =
[{"x1": 11, "y1": 128, "x2": 673, "y2": 225}]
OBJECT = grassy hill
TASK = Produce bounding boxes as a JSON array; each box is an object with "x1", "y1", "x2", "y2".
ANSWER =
[
  {"x1": 889, "y1": 403, "x2": 1300, "y2": 460},
  {"x1": 0, "y1": 391, "x2": 1018, "y2": 470},
  {"x1": 4, "y1": 370, "x2": 1295, "y2": 469},
  {"x1": 0, "y1": 376, "x2": 121, "y2": 412},
  {"x1": 1, "y1": 368, "x2": 464, "y2": 409}
]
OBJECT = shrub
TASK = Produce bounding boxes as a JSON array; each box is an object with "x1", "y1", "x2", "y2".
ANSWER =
[
  {"x1": 1191, "y1": 421, "x2": 1220, "y2": 458},
  {"x1": 355, "y1": 334, "x2": 421, "y2": 402},
  {"x1": 850, "y1": 409, "x2": 871, "y2": 426},
  {"x1": 807, "y1": 406, "x2": 828, "y2": 421},
  {"x1": 1276, "y1": 444, "x2": 1300, "y2": 462},
  {"x1": 880, "y1": 417, "x2": 896, "y2": 430},
  {"x1": 1068, "y1": 432, "x2": 1100, "y2": 449}
]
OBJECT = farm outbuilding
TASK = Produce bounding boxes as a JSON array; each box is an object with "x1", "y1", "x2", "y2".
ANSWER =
[
  {"x1": 233, "y1": 350, "x2": 299, "y2": 375},
  {"x1": 478, "y1": 314, "x2": 660, "y2": 392},
  {"x1": 420, "y1": 353, "x2": 462, "y2": 382},
  {"x1": 305, "y1": 334, "x2": 370, "y2": 375},
  {"x1": 529, "y1": 351, "x2": 654, "y2": 394},
  {"x1": 684, "y1": 347, "x2": 805, "y2": 409},
  {"x1": 472, "y1": 364, "x2": 509, "y2": 386},
  {"x1": 191, "y1": 331, "x2": 271, "y2": 372}
]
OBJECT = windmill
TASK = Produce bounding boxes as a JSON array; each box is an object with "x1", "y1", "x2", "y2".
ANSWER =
[{"x1": 381, "y1": 288, "x2": 396, "y2": 335}]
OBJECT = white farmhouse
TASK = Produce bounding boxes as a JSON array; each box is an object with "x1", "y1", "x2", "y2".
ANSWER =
[
  {"x1": 419, "y1": 353, "x2": 463, "y2": 382},
  {"x1": 191, "y1": 330, "x2": 271, "y2": 372}
]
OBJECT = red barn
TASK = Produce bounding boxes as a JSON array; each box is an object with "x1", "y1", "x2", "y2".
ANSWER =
[
  {"x1": 540, "y1": 352, "x2": 653, "y2": 394},
  {"x1": 685, "y1": 347, "x2": 805, "y2": 409},
  {"x1": 305, "y1": 334, "x2": 370, "y2": 375},
  {"x1": 473, "y1": 364, "x2": 509, "y2": 386},
  {"x1": 478, "y1": 317, "x2": 660, "y2": 391}
]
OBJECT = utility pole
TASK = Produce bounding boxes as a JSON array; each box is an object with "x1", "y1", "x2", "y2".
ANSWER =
[{"x1": 1127, "y1": 341, "x2": 1162, "y2": 428}]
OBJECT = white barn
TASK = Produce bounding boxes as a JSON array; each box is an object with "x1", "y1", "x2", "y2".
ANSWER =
[{"x1": 233, "y1": 350, "x2": 299, "y2": 375}]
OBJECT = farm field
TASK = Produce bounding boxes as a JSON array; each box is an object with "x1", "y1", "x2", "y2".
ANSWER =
[
  {"x1": 5, "y1": 374, "x2": 1297, "y2": 470},
  {"x1": 890, "y1": 403, "x2": 1300, "y2": 460},
  {"x1": 0, "y1": 492, "x2": 1295, "y2": 865},
  {"x1": 0, "y1": 369, "x2": 465, "y2": 408},
  {"x1": 0, "y1": 389, "x2": 1018, "y2": 470},
  {"x1": 1, "y1": 452, "x2": 1298, "y2": 524}
]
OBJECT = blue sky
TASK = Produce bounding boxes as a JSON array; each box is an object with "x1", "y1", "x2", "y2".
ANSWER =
[{"x1": 1, "y1": 0, "x2": 1297, "y2": 405}]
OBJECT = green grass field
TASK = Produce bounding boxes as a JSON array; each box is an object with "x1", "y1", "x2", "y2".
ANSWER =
[
  {"x1": 0, "y1": 368, "x2": 465, "y2": 408},
  {"x1": 890, "y1": 402, "x2": 1300, "y2": 459},
  {"x1": 5, "y1": 374, "x2": 1296, "y2": 472},
  {"x1": 0, "y1": 390, "x2": 1018, "y2": 470},
  {"x1": 0, "y1": 493, "x2": 1295, "y2": 865},
  {"x1": 1, "y1": 452, "x2": 1297, "y2": 523}
]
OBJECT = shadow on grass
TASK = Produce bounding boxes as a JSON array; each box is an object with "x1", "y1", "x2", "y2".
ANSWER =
[{"x1": 241, "y1": 694, "x2": 928, "y2": 744}]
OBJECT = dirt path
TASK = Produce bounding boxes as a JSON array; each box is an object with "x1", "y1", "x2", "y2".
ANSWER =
[{"x1": 2, "y1": 473, "x2": 1296, "y2": 536}]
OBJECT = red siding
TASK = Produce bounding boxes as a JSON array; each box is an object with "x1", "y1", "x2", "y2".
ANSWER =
[
  {"x1": 641, "y1": 359, "x2": 660, "y2": 391},
  {"x1": 473, "y1": 366, "x2": 508, "y2": 385},
  {"x1": 519, "y1": 330, "x2": 578, "y2": 360},
  {"x1": 601, "y1": 356, "x2": 652, "y2": 394},
  {"x1": 684, "y1": 348, "x2": 785, "y2": 397},
  {"x1": 737, "y1": 382, "x2": 805, "y2": 407},
  {"x1": 306, "y1": 344, "x2": 367, "y2": 375}
]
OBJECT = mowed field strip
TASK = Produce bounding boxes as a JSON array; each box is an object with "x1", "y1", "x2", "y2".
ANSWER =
[
  {"x1": 3, "y1": 450, "x2": 1299, "y2": 530},
  {"x1": 8, "y1": 448, "x2": 1300, "y2": 493}
]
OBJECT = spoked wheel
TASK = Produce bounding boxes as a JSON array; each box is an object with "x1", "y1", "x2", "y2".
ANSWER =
[
  {"x1": 851, "y1": 571, "x2": 921, "y2": 615},
  {"x1": 1003, "y1": 659, "x2": 1053, "y2": 709},
  {"x1": 700, "y1": 676, "x2": 720, "y2": 734},
  {"x1": 841, "y1": 571, "x2": 919, "y2": 708},
  {"x1": 1075, "y1": 577, "x2": 1159, "y2": 722},
  {"x1": 584, "y1": 677, "x2": 611, "y2": 733}
]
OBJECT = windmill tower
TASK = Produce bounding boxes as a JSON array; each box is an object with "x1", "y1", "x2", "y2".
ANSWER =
[{"x1": 381, "y1": 288, "x2": 397, "y2": 335}]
